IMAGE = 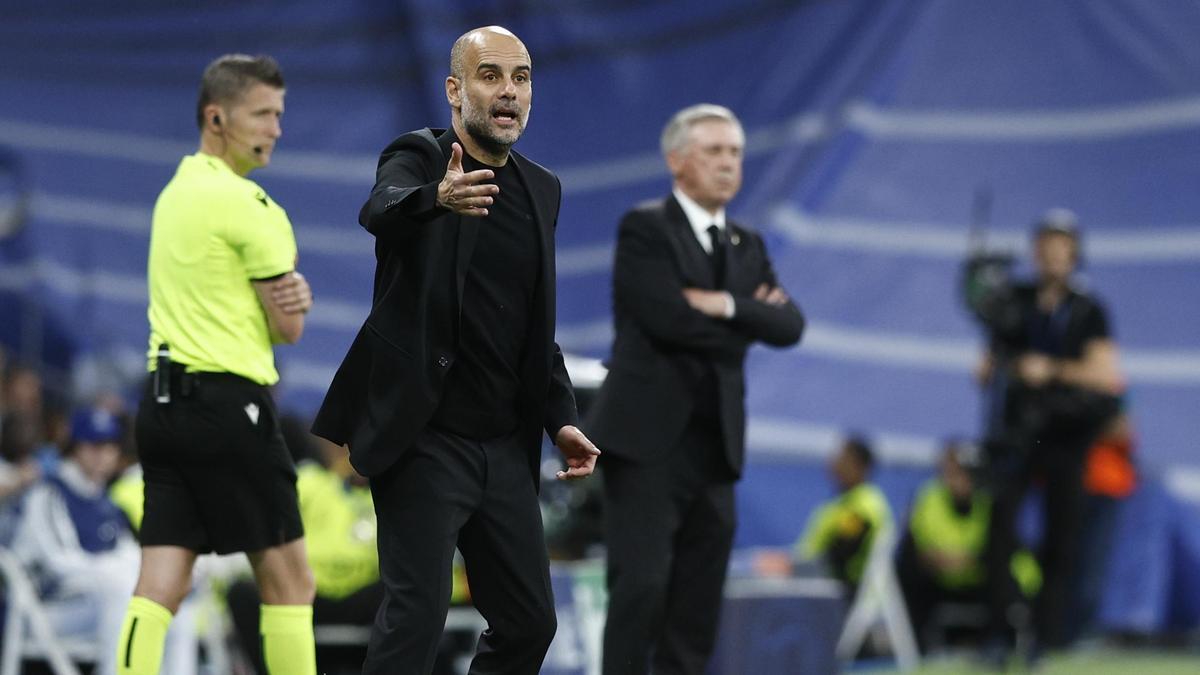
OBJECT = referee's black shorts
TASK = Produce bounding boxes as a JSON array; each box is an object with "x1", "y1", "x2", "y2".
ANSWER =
[{"x1": 135, "y1": 371, "x2": 303, "y2": 555}]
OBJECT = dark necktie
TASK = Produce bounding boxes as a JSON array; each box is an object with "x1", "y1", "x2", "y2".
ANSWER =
[{"x1": 707, "y1": 224, "x2": 726, "y2": 288}]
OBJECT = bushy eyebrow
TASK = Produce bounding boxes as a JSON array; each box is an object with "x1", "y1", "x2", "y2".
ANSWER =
[{"x1": 476, "y1": 62, "x2": 532, "y2": 74}]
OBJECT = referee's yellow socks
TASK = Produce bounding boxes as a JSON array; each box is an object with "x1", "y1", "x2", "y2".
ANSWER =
[
  {"x1": 117, "y1": 596, "x2": 172, "y2": 675},
  {"x1": 261, "y1": 603, "x2": 317, "y2": 675}
]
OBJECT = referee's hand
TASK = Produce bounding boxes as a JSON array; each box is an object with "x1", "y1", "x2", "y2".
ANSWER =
[
  {"x1": 554, "y1": 425, "x2": 601, "y2": 480},
  {"x1": 272, "y1": 271, "x2": 312, "y2": 314}
]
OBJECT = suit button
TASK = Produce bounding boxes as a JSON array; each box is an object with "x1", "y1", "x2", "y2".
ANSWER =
[{"x1": 437, "y1": 355, "x2": 450, "y2": 367}]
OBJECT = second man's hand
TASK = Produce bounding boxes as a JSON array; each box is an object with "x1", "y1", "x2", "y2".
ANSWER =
[
  {"x1": 1016, "y1": 352, "x2": 1056, "y2": 387},
  {"x1": 437, "y1": 142, "x2": 499, "y2": 217},
  {"x1": 683, "y1": 288, "x2": 732, "y2": 318},
  {"x1": 554, "y1": 425, "x2": 601, "y2": 480},
  {"x1": 753, "y1": 283, "x2": 789, "y2": 306}
]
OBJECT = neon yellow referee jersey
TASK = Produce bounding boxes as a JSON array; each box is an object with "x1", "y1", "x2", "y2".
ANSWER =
[{"x1": 146, "y1": 152, "x2": 297, "y2": 385}]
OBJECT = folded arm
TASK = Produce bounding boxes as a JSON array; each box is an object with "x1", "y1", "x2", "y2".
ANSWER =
[
  {"x1": 614, "y1": 212, "x2": 748, "y2": 358},
  {"x1": 253, "y1": 271, "x2": 311, "y2": 345},
  {"x1": 681, "y1": 237, "x2": 805, "y2": 348},
  {"x1": 731, "y1": 236, "x2": 804, "y2": 346},
  {"x1": 1015, "y1": 337, "x2": 1122, "y2": 395}
]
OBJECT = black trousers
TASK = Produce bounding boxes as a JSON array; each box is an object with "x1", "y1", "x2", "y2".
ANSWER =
[
  {"x1": 363, "y1": 426, "x2": 556, "y2": 675},
  {"x1": 984, "y1": 431, "x2": 1091, "y2": 649},
  {"x1": 601, "y1": 419, "x2": 736, "y2": 675}
]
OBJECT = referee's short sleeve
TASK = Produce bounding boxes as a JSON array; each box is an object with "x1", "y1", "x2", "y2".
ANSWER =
[{"x1": 225, "y1": 190, "x2": 297, "y2": 281}]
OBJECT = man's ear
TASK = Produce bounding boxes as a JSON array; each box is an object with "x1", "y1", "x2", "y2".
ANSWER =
[
  {"x1": 664, "y1": 149, "x2": 684, "y2": 178},
  {"x1": 445, "y1": 76, "x2": 461, "y2": 109},
  {"x1": 203, "y1": 103, "x2": 224, "y2": 131}
]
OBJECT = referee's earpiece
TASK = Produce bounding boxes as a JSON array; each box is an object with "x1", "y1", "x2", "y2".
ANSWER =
[{"x1": 209, "y1": 110, "x2": 262, "y2": 156}]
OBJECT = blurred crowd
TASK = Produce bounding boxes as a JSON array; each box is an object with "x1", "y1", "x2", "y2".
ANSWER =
[{"x1": 0, "y1": 346, "x2": 472, "y2": 675}]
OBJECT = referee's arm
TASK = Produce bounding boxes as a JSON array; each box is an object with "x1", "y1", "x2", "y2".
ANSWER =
[{"x1": 254, "y1": 270, "x2": 312, "y2": 344}]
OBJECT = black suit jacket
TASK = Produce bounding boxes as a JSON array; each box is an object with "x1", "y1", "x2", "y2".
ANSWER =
[
  {"x1": 312, "y1": 128, "x2": 578, "y2": 479},
  {"x1": 586, "y1": 196, "x2": 804, "y2": 477}
]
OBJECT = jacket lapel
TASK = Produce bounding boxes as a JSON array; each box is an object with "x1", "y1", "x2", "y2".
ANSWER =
[
  {"x1": 665, "y1": 196, "x2": 716, "y2": 288},
  {"x1": 435, "y1": 130, "x2": 479, "y2": 315},
  {"x1": 509, "y1": 153, "x2": 556, "y2": 346}
]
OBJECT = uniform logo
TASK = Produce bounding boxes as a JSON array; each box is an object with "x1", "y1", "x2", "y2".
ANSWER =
[
  {"x1": 254, "y1": 191, "x2": 269, "y2": 207},
  {"x1": 244, "y1": 403, "x2": 260, "y2": 425}
]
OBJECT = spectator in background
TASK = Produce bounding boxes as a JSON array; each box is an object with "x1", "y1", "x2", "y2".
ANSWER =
[
  {"x1": 1068, "y1": 409, "x2": 1137, "y2": 643},
  {"x1": 0, "y1": 359, "x2": 44, "y2": 539},
  {"x1": 897, "y1": 440, "x2": 1040, "y2": 652},
  {"x1": 0, "y1": 418, "x2": 40, "y2": 545},
  {"x1": 0, "y1": 411, "x2": 40, "y2": 499},
  {"x1": 0, "y1": 440, "x2": 39, "y2": 502},
  {"x1": 10, "y1": 407, "x2": 197, "y2": 675},
  {"x1": 795, "y1": 435, "x2": 892, "y2": 591},
  {"x1": 3, "y1": 362, "x2": 44, "y2": 423},
  {"x1": 1, "y1": 362, "x2": 48, "y2": 465},
  {"x1": 977, "y1": 210, "x2": 1122, "y2": 656}
]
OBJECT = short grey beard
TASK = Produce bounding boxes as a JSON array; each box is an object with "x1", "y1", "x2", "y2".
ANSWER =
[{"x1": 461, "y1": 98, "x2": 523, "y2": 156}]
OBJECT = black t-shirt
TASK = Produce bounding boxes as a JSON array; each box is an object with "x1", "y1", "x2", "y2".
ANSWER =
[
  {"x1": 1012, "y1": 282, "x2": 1111, "y2": 359},
  {"x1": 1003, "y1": 282, "x2": 1117, "y2": 438},
  {"x1": 430, "y1": 153, "x2": 540, "y2": 439}
]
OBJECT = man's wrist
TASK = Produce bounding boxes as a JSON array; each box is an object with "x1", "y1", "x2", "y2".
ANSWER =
[{"x1": 722, "y1": 292, "x2": 736, "y2": 319}]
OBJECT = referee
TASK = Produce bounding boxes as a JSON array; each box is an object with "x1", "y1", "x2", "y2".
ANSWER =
[{"x1": 116, "y1": 54, "x2": 316, "y2": 675}]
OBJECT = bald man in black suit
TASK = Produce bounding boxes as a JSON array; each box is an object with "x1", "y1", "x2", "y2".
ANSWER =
[{"x1": 313, "y1": 26, "x2": 599, "y2": 675}]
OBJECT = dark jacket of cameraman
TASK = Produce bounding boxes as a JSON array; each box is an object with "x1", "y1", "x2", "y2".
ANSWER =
[{"x1": 995, "y1": 282, "x2": 1118, "y2": 442}]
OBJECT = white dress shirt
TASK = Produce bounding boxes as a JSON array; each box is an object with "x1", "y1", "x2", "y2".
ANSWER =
[{"x1": 672, "y1": 188, "x2": 736, "y2": 318}]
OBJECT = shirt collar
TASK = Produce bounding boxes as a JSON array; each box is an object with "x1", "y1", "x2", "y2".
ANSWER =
[
  {"x1": 673, "y1": 188, "x2": 726, "y2": 254},
  {"x1": 190, "y1": 152, "x2": 240, "y2": 179}
]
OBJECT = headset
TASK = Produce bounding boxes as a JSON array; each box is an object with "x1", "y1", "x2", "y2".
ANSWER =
[{"x1": 211, "y1": 112, "x2": 264, "y2": 156}]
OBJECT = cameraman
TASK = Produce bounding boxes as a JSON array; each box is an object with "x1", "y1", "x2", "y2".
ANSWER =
[{"x1": 976, "y1": 209, "x2": 1122, "y2": 656}]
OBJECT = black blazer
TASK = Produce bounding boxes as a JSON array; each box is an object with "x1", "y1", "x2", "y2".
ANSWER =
[
  {"x1": 586, "y1": 196, "x2": 804, "y2": 477},
  {"x1": 312, "y1": 128, "x2": 578, "y2": 479}
]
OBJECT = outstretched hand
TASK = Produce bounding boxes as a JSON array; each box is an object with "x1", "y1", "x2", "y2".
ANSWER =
[
  {"x1": 437, "y1": 142, "x2": 499, "y2": 217},
  {"x1": 554, "y1": 425, "x2": 601, "y2": 480}
]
